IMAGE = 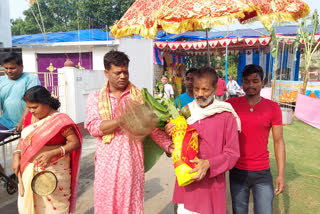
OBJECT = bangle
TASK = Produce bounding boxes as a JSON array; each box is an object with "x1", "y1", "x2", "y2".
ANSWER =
[
  {"x1": 13, "y1": 150, "x2": 21, "y2": 155},
  {"x1": 59, "y1": 146, "x2": 66, "y2": 156}
]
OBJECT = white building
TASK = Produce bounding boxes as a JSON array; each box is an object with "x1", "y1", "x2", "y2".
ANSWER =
[
  {"x1": 0, "y1": 0, "x2": 12, "y2": 48},
  {"x1": 12, "y1": 30, "x2": 155, "y2": 134}
]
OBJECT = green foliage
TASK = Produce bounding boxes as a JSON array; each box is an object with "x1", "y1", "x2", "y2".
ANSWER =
[
  {"x1": 185, "y1": 53, "x2": 239, "y2": 74},
  {"x1": 11, "y1": 0, "x2": 135, "y2": 36},
  {"x1": 227, "y1": 62, "x2": 238, "y2": 79},
  {"x1": 293, "y1": 9, "x2": 320, "y2": 94}
]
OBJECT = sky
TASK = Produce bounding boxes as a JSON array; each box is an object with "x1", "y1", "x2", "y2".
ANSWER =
[{"x1": 9, "y1": 0, "x2": 320, "y2": 30}]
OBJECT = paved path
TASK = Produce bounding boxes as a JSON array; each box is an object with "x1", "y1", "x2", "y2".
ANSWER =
[{"x1": 0, "y1": 135, "x2": 253, "y2": 214}]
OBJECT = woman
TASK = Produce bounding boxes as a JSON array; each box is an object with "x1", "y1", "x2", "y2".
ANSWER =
[{"x1": 11, "y1": 86, "x2": 82, "y2": 214}]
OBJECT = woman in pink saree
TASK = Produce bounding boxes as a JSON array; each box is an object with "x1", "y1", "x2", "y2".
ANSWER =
[{"x1": 11, "y1": 86, "x2": 82, "y2": 214}]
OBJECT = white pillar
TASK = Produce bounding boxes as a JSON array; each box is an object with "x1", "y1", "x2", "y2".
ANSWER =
[{"x1": 58, "y1": 67, "x2": 77, "y2": 122}]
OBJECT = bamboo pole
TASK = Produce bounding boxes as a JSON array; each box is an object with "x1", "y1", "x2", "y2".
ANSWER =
[{"x1": 206, "y1": 29, "x2": 211, "y2": 66}]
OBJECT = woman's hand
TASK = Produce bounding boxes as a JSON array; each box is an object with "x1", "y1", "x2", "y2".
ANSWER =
[
  {"x1": 11, "y1": 154, "x2": 21, "y2": 176},
  {"x1": 35, "y1": 151, "x2": 56, "y2": 168}
]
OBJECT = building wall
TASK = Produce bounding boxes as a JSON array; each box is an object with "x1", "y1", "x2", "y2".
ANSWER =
[
  {"x1": 22, "y1": 40, "x2": 155, "y2": 130},
  {"x1": 0, "y1": 0, "x2": 12, "y2": 48},
  {"x1": 21, "y1": 45, "x2": 115, "y2": 73},
  {"x1": 118, "y1": 38, "x2": 154, "y2": 92},
  {"x1": 58, "y1": 67, "x2": 106, "y2": 124}
]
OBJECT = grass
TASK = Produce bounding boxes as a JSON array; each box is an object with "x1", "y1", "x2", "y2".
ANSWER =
[{"x1": 269, "y1": 118, "x2": 320, "y2": 214}]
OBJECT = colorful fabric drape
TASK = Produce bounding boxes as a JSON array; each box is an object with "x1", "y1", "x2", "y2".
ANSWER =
[
  {"x1": 98, "y1": 81, "x2": 143, "y2": 144},
  {"x1": 20, "y1": 113, "x2": 82, "y2": 213},
  {"x1": 110, "y1": 0, "x2": 310, "y2": 39},
  {"x1": 171, "y1": 116, "x2": 199, "y2": 186}
]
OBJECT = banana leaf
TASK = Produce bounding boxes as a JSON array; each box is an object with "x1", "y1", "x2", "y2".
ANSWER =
[{"x1": 143, "y1": 136, "x2": 165, "y2": 173}]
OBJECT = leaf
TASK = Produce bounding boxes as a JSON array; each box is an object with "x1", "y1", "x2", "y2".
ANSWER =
[
  {"x1": 143, "y1": 136, "x2": 165, "y2": 173},
  {"x1": 271, "y1": 47, "x2": 278, "y2": 58}
]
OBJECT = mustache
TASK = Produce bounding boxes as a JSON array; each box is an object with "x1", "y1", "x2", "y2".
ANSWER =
[{"x1": 245, "y1": 87, "x2": 256, "y2": 91}]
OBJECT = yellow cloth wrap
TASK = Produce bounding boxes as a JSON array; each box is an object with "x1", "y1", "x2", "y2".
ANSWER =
[
  {"x1": 98, "y1": 81, "x2": 143, "y2": 144},
  {"x1": 171, "y1": 116, "x2": 197, "y2": 186}
]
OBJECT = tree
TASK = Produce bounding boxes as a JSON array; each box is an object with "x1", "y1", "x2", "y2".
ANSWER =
[
  {"x1": 294, "y1": 9, "x2": 320, "y2": 95},
  {"x1": 11, "y1": 0, "x2": 135, "y2": 36},
  {"x1": 270, "y1": 25, "x2": 280, "y2": 101}
]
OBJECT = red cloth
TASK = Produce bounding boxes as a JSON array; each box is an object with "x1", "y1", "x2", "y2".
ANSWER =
[
  {"x1": 180, "y1": 125, "x2": 198, "y2": 169},
  {"x1": 23, "y1": 112, "x2": 32, "y2": 128},
  {"x1": 227, "y1": 97, "x2": 282, "y2": 171},
  {"x1": 216, "y1": 78, "x2": 227, "y2": 96},
  {"x1": 23, "y1": 112, "x2": 68, "y2": 145},
  {"x1": 173, "y1": 112, "x2": 240, "y2": 214}
]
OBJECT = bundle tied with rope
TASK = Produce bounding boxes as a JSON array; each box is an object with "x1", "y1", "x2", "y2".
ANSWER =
[
  {"x1": 117, "y1": 99, "x2": 158, "y2": 141},
  {"x1": 116, "y1": 98, "x2": 165, "y2": 173}
]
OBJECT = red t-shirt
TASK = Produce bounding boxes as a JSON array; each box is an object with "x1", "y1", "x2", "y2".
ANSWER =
[
  {"x1": 227, "y1": 97, "x2": 282, "y2": 171},
  {"x1": 216, "y1": 78, "x2": 226, "y2": 96}
]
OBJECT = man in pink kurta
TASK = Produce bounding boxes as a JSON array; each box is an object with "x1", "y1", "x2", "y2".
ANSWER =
[
  {"x1": 86, "y1": 51, "x2": 173, "y2": 214},
  {"x1": 168, "y1": 67, "x2": 240, "y2": 214}
]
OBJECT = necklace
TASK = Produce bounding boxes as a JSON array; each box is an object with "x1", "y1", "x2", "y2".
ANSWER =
[{"x1": 248, "y1": 97, "x2": 262, "y2": 112}]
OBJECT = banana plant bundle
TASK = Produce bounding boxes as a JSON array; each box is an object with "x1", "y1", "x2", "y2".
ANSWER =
[{"x1": 141, "y1": 88, "x2": 199, "y2": 186}]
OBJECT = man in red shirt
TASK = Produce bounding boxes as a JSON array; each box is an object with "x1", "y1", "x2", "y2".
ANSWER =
[
  {"x1": 227, "y1": 64, "x2": 286, "y2": 214},
  {"x1": 215, "y1": 73, "x2": 227, "y2": 101}
]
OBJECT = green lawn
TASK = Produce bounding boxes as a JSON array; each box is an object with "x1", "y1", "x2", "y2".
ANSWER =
[{"x1": 269, "y1": 118, "x2": 320, "y2": 214}]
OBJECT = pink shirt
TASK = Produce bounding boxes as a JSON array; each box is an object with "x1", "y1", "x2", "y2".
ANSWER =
[
  {"x1": 86, "y1": 87, "x2": 173, "y2": 214},
  {"x1": 173, "y1": 112, "x2": 240, "y2": 214}
]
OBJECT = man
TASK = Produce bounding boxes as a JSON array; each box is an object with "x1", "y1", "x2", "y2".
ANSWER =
[
  {"x1": 159, "y1": 74, "x2": 174, "y2": 99},
  {"x1": 227, "y1": 64, "x2": 286, "y2": 214},
  {"x1": 227, "y1": 75, "x2": 240, "y2": 98},
  {"x1": 86, "y1": 51, "x2": 174, "y2": 214},
  {"x1": 215, "y1": 72, "x2": 227, "y2": 101},
  {"x1": 167, "y1": 67, "x2": 241, "y2": 214},
  {"x1": 0, "y1": 52, "x2": 40, "y2": 137},
  {"x1": 175, "y1": 68, "x2": 196, "y2": 108}
]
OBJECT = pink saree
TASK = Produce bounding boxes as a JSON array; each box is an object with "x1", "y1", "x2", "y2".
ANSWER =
[{"x1": 20, "y1": 113, "x2": 82, "y2": 213}]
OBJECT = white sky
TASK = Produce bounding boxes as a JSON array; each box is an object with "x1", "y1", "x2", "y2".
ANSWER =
[{"x1": 9, "y1": 0, "x2": 320, "y2": 30}]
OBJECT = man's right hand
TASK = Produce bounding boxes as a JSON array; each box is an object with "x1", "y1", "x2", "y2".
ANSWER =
[
  {"x1": 15, "y1": 121, "x2": 23, "y2": 133},
  {"x1": 165, "y1": 121, "x2": 175, "y2": 136},
  {"x1": 11, "y1": 154, "x2": 21, "y2": 176}
]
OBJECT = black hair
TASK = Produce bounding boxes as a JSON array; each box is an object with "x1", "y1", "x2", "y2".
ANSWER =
[
  {"x1": 161, "y1": 74, "x2": 169, "y2": 79},
  {"x1": 242, "y1": 64, "x2": 264, "y2": 80},
  {"x1": 185, "y1": 68, "x2": 197, "y2": 77},
  {"x1": 2, "y1": 52, "x2": 23, "y2": 66},
  {"x1": 103, "y1": 51, "x2": 130, "y2": 70},
  {"x1": 193, "y1": 67, "x2": 218, "y2": 87},
  {"x1": 23, "y1": 86, "x2": 61, "y2": 110}
]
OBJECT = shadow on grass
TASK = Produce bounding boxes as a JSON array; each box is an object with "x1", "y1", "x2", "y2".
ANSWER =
[{"x1": 271, "y1": 159, "x2": 300, "y2": 214}]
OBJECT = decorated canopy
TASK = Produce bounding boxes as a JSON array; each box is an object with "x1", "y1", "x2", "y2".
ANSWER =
[
  {"x1": 110, "y1": 0, "x2": 310, "y2": 39},
  {"x1": 154, "y1": 25, "x2": 320, "y2": 55}
]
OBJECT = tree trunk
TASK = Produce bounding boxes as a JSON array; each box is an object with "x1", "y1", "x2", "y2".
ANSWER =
[
  {"x1": 301, "y1": 66, "x2": 309, "y2": 95},
  {"x1": 271, "y1": 57, "x2": 278, "y2": 101}
]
